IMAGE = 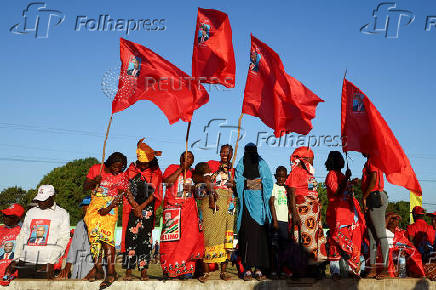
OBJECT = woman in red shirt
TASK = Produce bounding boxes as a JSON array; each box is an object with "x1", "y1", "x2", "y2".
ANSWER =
[
  {"x1": 83, "y1": 152, "x2": 128, "y2": 289},
  {"x1": 159, "y1": 151, "x2": 204, "y2": 280},
  {"x1": 325, "y1": 151, "x2": 364, "y2": 279},
  {"x1": 285, "y1": 147, "x2": 327, "y2": 277}
]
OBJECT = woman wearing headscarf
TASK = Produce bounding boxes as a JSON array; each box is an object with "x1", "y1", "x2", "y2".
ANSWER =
[
  {"x1": 324, "y1": 151, "x2": 365, "y2": 279},
  {"x1": 121, "y1": 138, "x2": 163, "y2": 281},
  {"x1": 197, "y1": 144, "x2": 236, "y2": 282},
  {"x1": 235, "y1": 143, "x2": 273, "y2": 281},
  {"x1": 83, "y1": 152, "x2": 128, "y2": 289},
  {"x1": 285, "y1": 147, "x2": 327, "y2": 276},
  {"x1": 384, "y1": 212, "x2": 425, "y2": 278},
  {"x1": 159, "y1": 151, "x2": 204, "y2": 280}
]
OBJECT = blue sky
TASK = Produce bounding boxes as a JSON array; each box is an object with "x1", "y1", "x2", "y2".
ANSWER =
[{"x1": 1, "y1": 0, "x2": 435, "y2": 209}]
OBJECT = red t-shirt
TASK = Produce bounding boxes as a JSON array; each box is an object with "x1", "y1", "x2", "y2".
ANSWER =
[
  {"x1": 407, "y1": 219, "x2": 435, "y2": 247},
  {"x1": 162, "y1": 164, "x2": 193, "y2": 203},
  {"x1": 361, "y1": 160, "x2": 384, "y2": 192},
  {"x1": 86, "y1": 164, "x2": 128, "y2": 197},
  {"x1": 285, "y1": 166, "x2": 318, "y2": 197},
  {"x1": 0, "y1": 225, "x2": 21, "y2": 282},
  {"x1": 325, "y1": 170, "x2": 354, "y2": 227}
]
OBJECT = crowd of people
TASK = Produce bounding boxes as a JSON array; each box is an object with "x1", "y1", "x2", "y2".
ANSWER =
[{"x1": 1, "y1": 139, "x2": 436, "y2": 288}]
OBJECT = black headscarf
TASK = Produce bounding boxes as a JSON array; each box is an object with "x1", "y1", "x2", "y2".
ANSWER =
[{"x1": 243, "y1": 143, "x2": 260, "y2": 179}]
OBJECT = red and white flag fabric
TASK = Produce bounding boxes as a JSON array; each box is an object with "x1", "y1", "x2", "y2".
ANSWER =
[
  {"x1": 192, "y1": 8, "x2": 236, "y2": 88},
  {"x1": 341, "y1": 78, "x2": 422, "y2": 194},
  {"x1": 242, "y1": 35, "x2": 324, "y2": 137},
  {"x1": 112, "y1": 38, "x2": 209, "y2": 124}
]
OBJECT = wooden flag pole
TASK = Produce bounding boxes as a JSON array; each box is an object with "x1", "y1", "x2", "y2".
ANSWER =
[
  {"x1": 99, "y1": 113, "x2": 114, "y2": 175},
  {"x1": 343, "y1": 68, "x2": 348, "y2": 170},
  {"x1": 231, "y1": 113, "x2": 244, "y2": 170},
  {"x1": 183, "y1": 121, "x2": 192, "y2": 199}
]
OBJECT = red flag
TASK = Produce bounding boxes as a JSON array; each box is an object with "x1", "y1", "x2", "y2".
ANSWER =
[
  {"x1": 192, "y1": 8, "x2": 235, "y2": 88},
  {"x1": 112, "y1": 38, "x2": 209, "y2": 124},
  {"x1": 242, "y1": 35, "x2": 324, "y2": 137},
  {"x1": 341, "y1": 78, "x2": 422, "y2": 194}
]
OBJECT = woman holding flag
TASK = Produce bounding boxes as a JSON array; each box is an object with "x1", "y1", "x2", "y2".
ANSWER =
[
  {"x1": 198, "y1": 144, "x2": 236, "y2": 282},
  {"x1": 83, "y1": 152, "x2": 128, "y2": 289},
  {"x1": 159, "y1": 151, "x2": 204, "y2": 280},
  {"x1": 324, "y1": 151, "x2": 365, "y2": 279}
]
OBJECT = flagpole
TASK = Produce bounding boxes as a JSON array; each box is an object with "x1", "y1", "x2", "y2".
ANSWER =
[
  {"x1": 99, "y1": 113, "x2": 113, "y2": 175},
  {"x1": 231, "y1": 113, "x2": 244, "y2": 170},
  {"x1": 183, "y1": 121, "x2": 192, "y2": 199},
  {"x1": 343, "y1": 68, "x2": 349, "y2": 170}
]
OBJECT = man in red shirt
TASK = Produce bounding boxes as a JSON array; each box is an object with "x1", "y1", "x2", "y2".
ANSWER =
[
  {"x1": 407, "y1": 206, "x2": 435, "y2": 263},
  {"x1": 361, "y1": 155, "x2": 389, "y2": 279}
]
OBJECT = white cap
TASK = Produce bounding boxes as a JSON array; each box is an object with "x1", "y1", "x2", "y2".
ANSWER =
[{"x1": 34, "y1": 185, "x2": 55, "y2": 201}]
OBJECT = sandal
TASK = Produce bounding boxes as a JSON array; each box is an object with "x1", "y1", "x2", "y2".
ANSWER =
[
  {"x1": 198, "y1": 273, "x2": 209, "y2": 283},
  {"x1": 140, "y1": 275, "x2": 149, "y2": 281},
  {"x1": 365, "y1": 266, "x2": 377, "y2": 278},
  {"x1": 254, "y1": 270, "x2": 266, "y2": 281},
  {"x1": 243, "y1": 271, "x2": 252, "y2": 281},
  {"x1": 99, "y1": 273, "x2": 118, "y2": 290},
  {"x1": 220, "y1": 272, "x2": 231, "y2": 281}
]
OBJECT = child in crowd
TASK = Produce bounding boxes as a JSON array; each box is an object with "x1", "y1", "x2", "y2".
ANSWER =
[{"x1": 269, "y1": 166, "x2": 289, "y2": 279}]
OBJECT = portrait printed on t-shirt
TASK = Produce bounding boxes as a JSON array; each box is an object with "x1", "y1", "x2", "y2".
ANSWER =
[{"x1": 27, "y1": 219, "x2": 51, "y2": 246}]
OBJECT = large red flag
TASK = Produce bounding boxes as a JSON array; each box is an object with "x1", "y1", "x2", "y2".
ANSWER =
[
  {"x1": 341, "y1": 78, "x2": 422, "y2": 194},
  {"x1": 242, "y1": 35, "x2": 324, "y2": 137},
  {"x1": 192, "y1": 8, "x2": 235, "y2": 88},
  {"x1": 112, "y1": 38, "x2": 209, "y2": 124}
]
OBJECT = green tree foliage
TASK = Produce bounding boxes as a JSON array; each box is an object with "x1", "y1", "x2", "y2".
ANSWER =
[
  {"x1": 155, "y1": 205, "x2": 163, "y2": 227},
  {"x1": 0, "y1": 186, "x2": 28, "y2": 210},
  {"x1": 386, "y1": 200, "x2": 410, "y2": 228},
  {"x1": 38, "y1": 157, "x2": 99, "y2": 224}
]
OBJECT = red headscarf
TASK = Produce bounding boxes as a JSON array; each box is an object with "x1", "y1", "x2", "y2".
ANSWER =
[{"x1": 290, "y1": 146, "x2": 314, "y2": 174}]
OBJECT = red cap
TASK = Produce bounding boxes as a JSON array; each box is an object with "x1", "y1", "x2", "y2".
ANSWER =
[
  {"x1": 412, "y1": 206, "x2": 426, "y2": 215},
  {"x1": 1, "y1": 203, "x2": 25, "y2": 217}
]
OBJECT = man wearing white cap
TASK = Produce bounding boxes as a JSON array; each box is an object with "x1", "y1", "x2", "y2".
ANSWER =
[{"x1": 5, "y1": 185, "x2": 70, "y2": 279}]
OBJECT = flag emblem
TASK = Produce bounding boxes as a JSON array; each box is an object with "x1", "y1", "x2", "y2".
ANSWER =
[
  {"x1": 249, "y1": 48, "x2": 261, "y2": 72},
  {"x1": 198, "y1": 22, "x2": 210, "y2": 45},
  {"x1": 126, "y1": 55, "x2": 141, "y2": 77},
  {"x1": 352, "y1": 92, "x2": 365, "y2": 112}
]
